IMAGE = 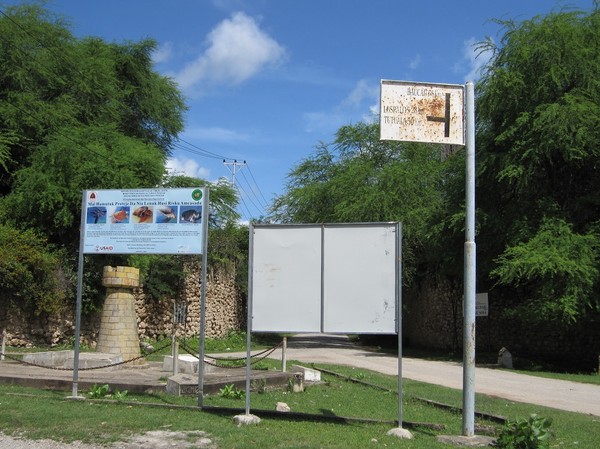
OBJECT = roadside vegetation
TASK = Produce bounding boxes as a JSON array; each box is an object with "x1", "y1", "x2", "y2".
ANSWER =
[
  {"x1": 1, "y1": 3, "x2": 599, "y2": 376},
  {"x1": 0, "y1": 363, "x2": 598, "y2": 448}
]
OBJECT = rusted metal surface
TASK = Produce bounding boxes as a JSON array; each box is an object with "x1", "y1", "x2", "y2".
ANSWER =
[{"x1": 380, "y1": 80, "x2": 464, "y2": 145}]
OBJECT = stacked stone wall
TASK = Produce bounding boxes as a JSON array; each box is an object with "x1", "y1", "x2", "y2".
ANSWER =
[
  {"x1": 404, "y1": 275, "x2": 600, "y2": 371},
  {"x1": 0, "y1": 266, "x2": 244, "y2": 347}
]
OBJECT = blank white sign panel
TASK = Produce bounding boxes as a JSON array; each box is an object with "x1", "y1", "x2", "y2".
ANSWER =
[
  {"x1": 252, "y1": 226, "x2": 322, "y2": 332},
  {"x1": 323, "y1": 225, "x2": 397, "y2": 333},
  {"x1": 251, "y1": 223, "x2": 400, "y2": 334}
]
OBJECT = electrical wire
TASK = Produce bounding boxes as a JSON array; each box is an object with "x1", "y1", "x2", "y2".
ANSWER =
[
  {"x1": 235, "y1": 179, "x2": 263, "y2": 217},
  {"x1": 246, "y1": 163, "x2": 270, "y2": 206},
  {"x1": 239, "y1": 169, "x2": 266, "y2": 209},
  {"x1": 177, "y1": 137, "x2": 231, "y2": 160}
]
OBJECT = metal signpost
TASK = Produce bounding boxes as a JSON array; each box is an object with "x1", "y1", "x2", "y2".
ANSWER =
[
  {"x1": 72, "y1": 188, "x2": 209, "y2": 401},
  {"x1": 380, "y1": 80, "x2": 476, "y2": 436}
]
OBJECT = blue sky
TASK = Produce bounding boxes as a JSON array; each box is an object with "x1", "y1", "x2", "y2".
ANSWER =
[{"x1": 4, "y1": 0, "x2": 595, "y2": 220}]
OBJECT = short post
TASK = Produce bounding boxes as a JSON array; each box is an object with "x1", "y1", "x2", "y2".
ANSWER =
[
  {"x1": 172, "y1": 339, "x2": 179, "y2": 375},
  {"x1": 282, "y1": 336, "x2": 287, "y2": 372},
  {"x1": 1, "y1": 329, "x2": 6, "y2": 361}
]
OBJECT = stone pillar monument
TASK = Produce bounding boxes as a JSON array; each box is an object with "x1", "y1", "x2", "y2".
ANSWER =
[{"x1": 96, "y1": 266, "x2": 143, "y2": 365}]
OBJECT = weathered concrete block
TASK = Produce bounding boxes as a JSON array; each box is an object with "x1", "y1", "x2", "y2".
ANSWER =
[
  {"x1": 162, "y1": 355, "x2": 217, "y2": 374},
  {"x1": 166, "y1": 373, "x2": 199, "y2": 396},
  {"x1": 291, "y1": 365, "x2": 321, "y2": 382}
]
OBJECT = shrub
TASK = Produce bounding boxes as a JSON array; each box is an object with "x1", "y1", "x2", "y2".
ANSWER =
[
  {"x1": 0, "y1": 224, "x2": 66, "y2": 314},
  {"x1": 494, "y1": 414, "x2": 553, "y2": 449}
]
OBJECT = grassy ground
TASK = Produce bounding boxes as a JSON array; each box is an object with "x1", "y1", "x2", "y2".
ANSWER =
[{"x1": 0, "y1": 361, "x2": 599, "y2": 448}]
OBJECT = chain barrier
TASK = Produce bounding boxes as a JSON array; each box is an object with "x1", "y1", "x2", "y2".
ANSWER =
[
  {"x1": 0, "y1": 336, "x2": 284, "y2": 371},
  {"x1": 178, "y1": 339, "x2": 283, "y2": 369},
  {"x1": 0, "y1": 337, "x2": 174, "y2": 372}
]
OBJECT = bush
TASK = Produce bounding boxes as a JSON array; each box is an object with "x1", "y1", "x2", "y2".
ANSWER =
[
  {"x1": 0, "y1": 224, "x2": 66, "y2": 314},
  {"x1": 494, "y1": 414, "x2": 553, "y2": 449}
]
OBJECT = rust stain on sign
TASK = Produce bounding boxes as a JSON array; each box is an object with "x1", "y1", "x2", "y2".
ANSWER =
[{"x1": 380, "y1": 80, "x2": 465, "y2": 145}]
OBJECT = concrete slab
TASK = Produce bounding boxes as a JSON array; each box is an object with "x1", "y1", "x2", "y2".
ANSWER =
[
  {"x1": 22, "y1": 351, "x2": 124, "y2": 371},
  {"x1": 291, "y1": 365, "x2": 321, "y2": 382},
  {"x1": 0, "y1": 357, "x2": 303, "y2": 396}
]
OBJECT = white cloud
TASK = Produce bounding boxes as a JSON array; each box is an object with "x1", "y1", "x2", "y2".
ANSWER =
[
  {"x1": 461, "y1": 37, "x2": 494, "y2": 82},
  {"x1": 174, "y1": 12, "x2": 286, "y2": 92},
  {"x1": 341, "y1": 79, "x2": 379, "y2": 109},
  {"x1": 185, "y1": 126, "x2": 251, "y2": 143},
  {"x1": 409, "y1": 54, "x2": 421, "y2": 70},
  {"x1": 152, "y1": 42, "x2": 173, "y2": 64},
  {"x1": 304, "y1": 79, "x2": 379, "y2": 133},
  {"x1": 166, "y1": 156, "x2": 211, "y2": 179}
]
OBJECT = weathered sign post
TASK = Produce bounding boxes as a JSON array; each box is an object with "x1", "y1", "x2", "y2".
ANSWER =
[{"x1": 380, "y1": 80, "x2": 476, "y2": 437}]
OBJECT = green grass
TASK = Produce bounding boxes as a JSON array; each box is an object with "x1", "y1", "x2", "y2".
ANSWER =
[
  {"x1": 0, "y1": 363, "x2": 599, "y2": 448},
  {"x1": 505, "y1": 368, "x2": 600, "y2": 386}
]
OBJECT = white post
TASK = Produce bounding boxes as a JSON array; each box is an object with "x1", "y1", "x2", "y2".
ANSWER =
[
  {"x1": 172, "y1": 339, "x2": 179, "y2": 376},
  {"x1": 1, "y1": 329, "x2": 6, "y2": 361},
  {"x1": 282, "y1": 336, "x2": 287, "y2": 372},
  {"x1": 462, "y1": 81, "x2": 476, "y2": 437}
]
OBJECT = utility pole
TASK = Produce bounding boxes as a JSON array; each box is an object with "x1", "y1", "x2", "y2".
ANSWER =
[{"x1": 223, "y1": 159, "x2": 247, "y2": 187}]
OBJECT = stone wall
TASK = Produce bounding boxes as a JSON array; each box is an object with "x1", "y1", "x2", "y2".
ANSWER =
[
  {"x1": 404, "y1": 275, "x2": 600, "y2": 371},
  {"x1": 136, "y1": 267, "x2": 245, "y2": 341},
  {"x1": 404, "y1": 275, "x2": 463, "y2": 352},
  {"x1": 0, "y1": 266, "x2": 244, "y2": 347}
]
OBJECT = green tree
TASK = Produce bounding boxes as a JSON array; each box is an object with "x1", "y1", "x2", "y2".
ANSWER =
[
  {"x1": 0, "y1": 224, "x2": 65, "y2": 315},
  {"x1": 1, "y1": 125, "x2": 166, "y2": 248},
  {"x1": 270, "y1": 122, "x2": 456, "y2": 284},
  {"x1": 0, "y1": 3, "x2": 187, "y2": 315},
  {"x1": 0, "y1": 3, "x2": 187, "y2": 243},
  {"x1": 0, "y1": 3, "x2": 186, "y2": 196},
  {"x1": 476, "y1": 5, "x2": 600, "y2": 323}
]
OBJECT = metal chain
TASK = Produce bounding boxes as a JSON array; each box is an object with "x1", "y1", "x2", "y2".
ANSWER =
[
  {"x1": 0, "y1": 338, "x2": 173, "y2": 371},
  {"x1": 179, "y1": 339, "x2": 282, "y2": 369},
  {"x1": 0, "y1": 337, "x2": 283, "y2": 371}
]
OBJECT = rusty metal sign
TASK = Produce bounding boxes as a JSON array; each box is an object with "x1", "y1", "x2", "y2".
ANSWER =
[{"x1": 380, "y1": 80, "x2": 465, "y2": 145}]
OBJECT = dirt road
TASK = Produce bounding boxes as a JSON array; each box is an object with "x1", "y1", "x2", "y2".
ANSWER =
[{"x1": 266, "y1": 334, "x2": 600, "y2": 417}]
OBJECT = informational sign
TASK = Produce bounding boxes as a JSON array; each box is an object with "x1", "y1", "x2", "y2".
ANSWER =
[
  {"x1": 476, "y1": 293, "x2": 489, "y2": 317},
  {"x1": 380, "y1": 80, "x2": 464, "y2": 145},
  {"x1": 82, "y1": 188, "x2": 206, "y2": 254}
]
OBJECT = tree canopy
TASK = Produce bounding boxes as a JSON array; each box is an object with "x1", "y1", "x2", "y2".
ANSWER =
[
  {"x1": 0, "y1": 4, "x2": 243, "y2": 314},
  {"x1": 0, "y1": 3, "x2": 189, "y2": 247},
  {"x1": 476, "y1": 5, "x2": 600, "y2": 323},
  {"x1": 270, "y1": 122, "x2": 461, "y2": 284}
]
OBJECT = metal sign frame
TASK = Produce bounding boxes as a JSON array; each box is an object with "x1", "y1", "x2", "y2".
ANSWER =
[
  {"x1": 71, "y1": 188, "x2": 210, "y2": 403},
  {"x1": 380, "y1": 80, "x2": 465, "y2": 145},
  {"x1": 245, "y1": 222, "x2": 405, "y2": 427}
]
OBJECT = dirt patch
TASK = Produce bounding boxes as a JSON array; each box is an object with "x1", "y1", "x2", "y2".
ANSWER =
[{"x1": 0, "y1": 431, "x2": 216, "y2": 449}]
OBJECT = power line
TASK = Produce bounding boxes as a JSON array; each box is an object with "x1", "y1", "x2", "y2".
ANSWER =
[
  {"x1": 236, "y1": 179, "x2": 263, "y2": 217},
  {"x1": 246, "y1": 163, "x2": 270, "y2": 206},
  {"x1": 239, "y1": 169, "x2": 268, "y2": 211},
  {"x1": 234, "y1": 184, "x2": 254, "y2": 221},
  {"x1": 177, "y1": 137, "x2": 230, "y2": 160}
]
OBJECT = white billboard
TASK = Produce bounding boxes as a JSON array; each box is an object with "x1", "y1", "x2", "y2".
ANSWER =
[
  {"x1": 250, "y1": 223, "x2": 400, "y2": 334},
  {"x1": 82, "y1": 188, "x2": 207, "y2": 254},
  {"x1": 380, "y1": 80, "x2": 464, "y2": 145}
]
